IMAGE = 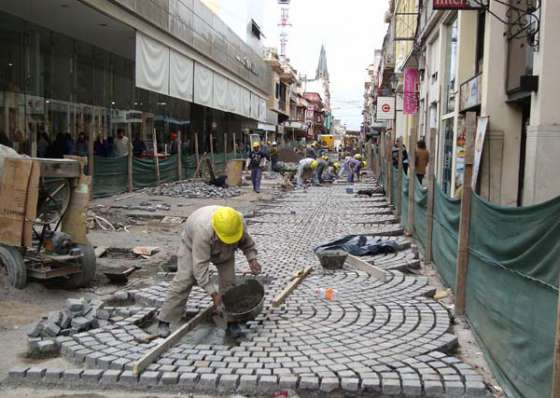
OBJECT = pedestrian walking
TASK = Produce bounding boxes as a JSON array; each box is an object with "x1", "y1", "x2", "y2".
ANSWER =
[
  {"x1": 157, "y1": 206, "x2": 261, "y2": 339},
  {"x1": 415, "y1": 139, "x2": 430, "y2": 184},
  {"x1": 246, "y1": 142, "x2": 267, "y2": 193},
  {"x1": 113, "y1": 128, "x2": 129, "y2": 157}
]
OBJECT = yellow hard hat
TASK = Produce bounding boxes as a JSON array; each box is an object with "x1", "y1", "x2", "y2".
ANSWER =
[
  {"x1": 322, "y1": 155, "x2": 329, "y2": 161},
  {"x1": 334, "y1": 162, "x2": 340, "y2": 169},
  {"x1": 362, "y1": 161, "x2": 368, "y2": 168},
  {"x1": 252, "y1": 142, "x2": 261, "y2": 148},
  {"x1": 211, "y1": 207, "x2": 244, "y2": 244},
  {"x1": 312, "y1": 141, "x2": 318, "y2": 147},
  {"x1": 354, "y1": 154, "x2": 362, "y2": 160},
  {"x1": 311, "y1": 160, "x2": 318, "y2": 170}
]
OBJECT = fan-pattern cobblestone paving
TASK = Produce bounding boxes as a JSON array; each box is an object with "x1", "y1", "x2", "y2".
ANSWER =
[{"x1": 8, "y1": 178, "x2": 489, "y2": 396}]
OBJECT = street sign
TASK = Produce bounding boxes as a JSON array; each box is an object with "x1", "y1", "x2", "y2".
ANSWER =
[
  {"x1": 376, "y1": 97, "x2": 395, "y2": 121},
  {"x1": 433, "y1": 0, "x2": 483, "y2": 10}
]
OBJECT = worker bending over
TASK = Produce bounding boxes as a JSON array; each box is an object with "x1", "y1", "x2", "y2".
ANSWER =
[
  {"x1": 158, "y1": 206, "x2": 261, "y2": 338},
  {"x1": 313, "y1": 155, "x2": 329, "y2": 185},
  {"x1": 343, "y1": 154, "x2": 363, "y2": 183},
  {"x1": 295, "y1": 157, "x2": 318, "y2": 188}
]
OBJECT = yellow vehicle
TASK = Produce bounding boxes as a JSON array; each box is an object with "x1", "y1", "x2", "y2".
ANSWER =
[{"x1": 318, "y1": 134, "x2": 335, "y2": 151}]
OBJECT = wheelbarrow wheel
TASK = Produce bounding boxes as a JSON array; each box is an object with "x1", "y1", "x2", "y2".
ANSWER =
[
  {"x1": 65, "y1": 244, "x2": 96, "y2": 289},
  {"x1": 0, "y1": 245, "x2": 27, "y2": 289}
]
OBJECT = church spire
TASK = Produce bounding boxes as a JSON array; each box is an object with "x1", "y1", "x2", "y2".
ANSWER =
[{"x1": 316, "y1": 44, "x2": 329, "y2": 80}]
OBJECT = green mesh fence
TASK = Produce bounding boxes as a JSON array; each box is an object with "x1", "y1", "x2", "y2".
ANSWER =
[
  {"x1": 400, "y1": 171, "x2": 409, "y2": 229},
  {"x1": 391, "y1": 167, "x2": 399, "y2": 207},
  {"x1": 374, "y1": 142, "x2": 560, "y2": 397},
  {"x1": 133, "y1": 155, "x2": 178, "y2": 188},
  {"x1": 92, "y1": 156, "x2": 128, "y2": 198}
]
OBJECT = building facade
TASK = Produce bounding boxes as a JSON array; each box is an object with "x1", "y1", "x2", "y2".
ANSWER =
[
  {"x1": 0, "y1": 0, "x2": 272, "y2": 159},
  {"x1": 368, "y1": 0, "x2": 556, "y2": 206}
]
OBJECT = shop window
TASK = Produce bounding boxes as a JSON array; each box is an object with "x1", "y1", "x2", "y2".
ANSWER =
[
  {"x1": 441, "y1": 117, "x2": 454, "y2": 195},
  {"x1": 444, "y1": 17, "x2": 458, "y2": 114},
  {"x1": 475, "y1": 11, "x2": 485, "y2": 74}
]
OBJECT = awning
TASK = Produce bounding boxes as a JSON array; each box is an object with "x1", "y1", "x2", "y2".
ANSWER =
[{"x1": 257, "y1": 122, "x2": 276, "y2": 132}]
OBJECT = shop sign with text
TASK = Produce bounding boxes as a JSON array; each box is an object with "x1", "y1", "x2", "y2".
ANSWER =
[{"x1": 433, "y1": 0, "x2": 483, "y2": 10}]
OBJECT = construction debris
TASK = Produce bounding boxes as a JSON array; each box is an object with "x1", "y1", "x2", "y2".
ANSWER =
[
  {"x1": 146, "y1": 180, "x2": 241, "y2": 199},
  {"x1": 132, "y1": 246, "x2": 160, "y2": 257}
]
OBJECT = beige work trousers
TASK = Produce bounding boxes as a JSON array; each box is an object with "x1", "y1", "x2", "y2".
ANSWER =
[{"x1": 158, "y1": 248, "x2": 235, "y2": 323}]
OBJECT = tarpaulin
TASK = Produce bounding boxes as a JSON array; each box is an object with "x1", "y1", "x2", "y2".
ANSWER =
[{"x1": 314, "y1": 235, "x2": 400, "y2": 256}]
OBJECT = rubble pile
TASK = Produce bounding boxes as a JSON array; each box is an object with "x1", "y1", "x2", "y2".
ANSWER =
[{"x1": 147, "y1": 181, "x2": 241, "y2": 199}]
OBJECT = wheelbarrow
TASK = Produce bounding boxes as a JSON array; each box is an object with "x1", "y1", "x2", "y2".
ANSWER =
[{"x1": 104, "y1": 265, "x2": 141, "y2": 284}]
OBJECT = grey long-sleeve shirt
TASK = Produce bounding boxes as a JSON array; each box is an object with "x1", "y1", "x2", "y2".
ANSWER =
[{"x1": 181, "y1": 206, "x2": 258, "y2": 295}]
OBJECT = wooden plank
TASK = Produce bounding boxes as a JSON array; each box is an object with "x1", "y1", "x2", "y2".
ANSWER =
[
  {"x1": 153, "y1": 129, "x2": 160, "y2": 186},
  {"x1": 88, "y1": 118, "x2": 95, "y2": 200},
  {"x1": 346, "y1": 254, "x2": 389, "y2": 282},
  {"x1": 127, "y1": 123, "x2": 133, "y2": 192},
  {"x1": 455, "y1": 112, "x2": 477, "y2": 316},
  {"x1": 396, "y1": 137, "x2": 403, "y2": 217},
  {"x1": 386, "y1": 131, "x2": 393, "y2": 205},
  {"x1": 272, "y1": 266, "x2": 313, "y2": 307},
  {"x1": 552, "y1": 276, "x2": 560, "y2": 398},
  {"x1": 177, "y1": 131, "x2": 183, "y2": 180},
  {"x1": 94, "y1": 247, "x2": 107, "y2": 258},
  {"x1": 194, "y1": 132, "x2": 200, "y2": 177},
  {"x1": 407, "y1": 126, "x2": 418, "y2": 235},
  {"x1": 205, "y1": 157, "x2": 216, "y2": 182},
  {"x1": 35, "y1": 158, "x2": 81, "y2": 178},
  {"x1": 425, "y1": 128, "x2": 437, "y2": 265},
  {"x1": 133, "y1": 305, "x2": 214, "y2": 375},
  {"x1": 0, "y1": 158, "x2": 34, "y2": 247},
  {"x1": 23, "y1": 160, "x2": 40, "y2": 247}
]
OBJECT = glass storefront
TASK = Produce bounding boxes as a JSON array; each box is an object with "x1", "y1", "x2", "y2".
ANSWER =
[
  {"x1": 0, "y1": 8, "x2": 254, "y2": 159},
  {"x1": 444, "y1": 17, "x2": 458, "y2": 115}
]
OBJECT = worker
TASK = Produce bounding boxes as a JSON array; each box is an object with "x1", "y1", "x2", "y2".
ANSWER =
[
  {"x1": 342, "y1": 154, "x2": 362, "y2": 183},
  {"x1": 246, "y1": 142, "x2": 268, "y2": 193},
  {"x1": 313, "y1": 154, "x2": 329, "y2": 185},
  {"x1": 305, "y1": 142, "x2": 318, "y2": 159},
  {"x1": 157, "y1": 206, "x2": 261, "y2": 339},
  {"x1": 323, "y1": 161, "x2": 340, "y2": 182},
  {"x1": 295, "y1": 157, "x2": 318, "y2": 188}
]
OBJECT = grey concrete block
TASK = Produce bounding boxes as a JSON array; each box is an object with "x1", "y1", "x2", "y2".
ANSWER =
[
  {"x1": 238, "y1": 375, "x2": 258, "y2": 393},
  {"x1": 44, "y1": 368, "x2": 64, "y2": 382},
  {"x1": 445, "y1": 380, "x2": 465, "y2": 395},
  {"x1": 139, "y1": 371, "x2": 161, "y2": 385},
  {"x1": 26, "y1": 367, "x2": 46, "y2": 381},
  {"x1": 465, "y1": 380, "x2": 488, "y2": 396},
  {"x1": 320, "y1": 377, "x2": 340, "y2": 392},
  {"x1": 341, "y1": 377, "x2": 360, "y2": 392},
  {"x1": 100, "y1": 369, "x2": 122, "y2": 384},
  {"x1": 71, "y1": 316, "x2": 91, "y2": 331},
  {"x1": 218, "y1": 374, "x2": 239, "y2": 391},
  {"x1": 178, "y1": 372, "x2": 199, "y2": 387},
  {"x1": 119, "y1": 370, "x2": 138, "y2": 385},
  {"x1": 299, "y1": 376, "x2": 320, "y2": 390},
  {"x1": 82, "y1": 369, "x2": 104, "y2": 383},
  {"x1": 198, "y1": 373, "x2": 219, "y2": 388},
  {"x1": 8, "y1": 367, "x2": 29, "y2": 380},
  {"x1": 402, "y1": 379, "x2": 422, "y2": 396},
  {"x1": 63, "y1": 369, "x2": 83, "y2": 382},
  {"x1": 382, "y1": 377, "x2": 401, "y2": 395},
  {"x1": 160, "y1": 372, "x2": 179, "y2": 385},
  {"x1": 361, "y1": 375, "x2": 381, "y2": 392}
]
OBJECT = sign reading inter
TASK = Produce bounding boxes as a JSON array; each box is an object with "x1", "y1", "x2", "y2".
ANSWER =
[{"x1": 433, "y1": 0, "x2": 483, "y2": 9}]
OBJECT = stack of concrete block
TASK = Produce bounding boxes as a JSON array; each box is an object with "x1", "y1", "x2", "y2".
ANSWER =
[{"x1": 26, "y1": 298, "x2": 105, "y2": 357}]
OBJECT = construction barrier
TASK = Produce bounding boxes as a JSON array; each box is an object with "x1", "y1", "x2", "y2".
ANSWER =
[
  {"x1": 92, "y1": 152, "x2": 232, "y2": 198},
  {"x1": 381, "y1": 150, "x2": 560, "y2": 398}
]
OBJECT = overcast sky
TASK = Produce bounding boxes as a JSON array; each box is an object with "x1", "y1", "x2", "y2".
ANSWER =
[{"x1": 261, "y1": 0, "x2": 389, "y2": 130}]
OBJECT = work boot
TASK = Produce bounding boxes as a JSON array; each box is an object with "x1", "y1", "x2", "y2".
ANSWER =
[
  {"x1": 158, "y1": 321, "x2": 171, "y2": 338},
  {"x1": 226, "y1": 323, "x2": 246, "y2": 340}
]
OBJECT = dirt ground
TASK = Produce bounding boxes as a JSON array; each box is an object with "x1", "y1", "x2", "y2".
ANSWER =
[{"x1": 0, "y1": 172, "x2": 502, "y2": 397}]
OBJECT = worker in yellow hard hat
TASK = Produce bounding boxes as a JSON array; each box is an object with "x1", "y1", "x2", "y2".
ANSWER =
[
  {"x1": 354, "y1": 153, "x2": 362, "y2": 160},
  {"x1": 313, "y1": 155, "x2": 329, "y2": 185},
  {"x1": 158, "y1": 206, "x2": 261, "y2": 338},
  {"x1": 295, "y1": 157, "x2": 318, "y2": 188}
]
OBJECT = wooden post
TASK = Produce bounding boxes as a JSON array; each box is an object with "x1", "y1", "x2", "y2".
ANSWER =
[
  {"x1": 455, "y1": 112, "x2": 477, "y2": 316},
  {"x1": 88, "y1": 125, "x2": 95, "y2": 200},
  {"x1": 194, "y1": 131, "x2": 200, "y2": 177},
  {"x1": 407, "y1": 127, "x2": 418, "y2": 235},
  {"x1": 223, "y1": 132, "x2": 228, "y2": 166},
  {"x1": 233, "y1": 132, "x2": 237, "y2": 158},
  {"x1": 425, "y1": 127, "x2": 437, "y2": 265},
  {"x1": 153, "y1": 129, "x2": 160, "y2": 186},
  {"x1": 386, "y1": 131, "x2": 393, "y2": 205},
  {"x1": 552, "y1": 283, "x2": 560, "y2": 398},
  {"x1": 209, "y1": 132, "x2": 215, "y2": 168},
  {"x1": 177, "y1": 130, "x2": 183, "y2": 180},
  {"x1": 396, "y1": 137, "x2": 403, "y2": 217},
  {"x1": 127, "y1": 123, "x2": 133, "y2": 192}
]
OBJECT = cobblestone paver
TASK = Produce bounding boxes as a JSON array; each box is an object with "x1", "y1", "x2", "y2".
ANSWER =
[{"x1": 8, "y1": 177, "x2": 489, "y2": 396}]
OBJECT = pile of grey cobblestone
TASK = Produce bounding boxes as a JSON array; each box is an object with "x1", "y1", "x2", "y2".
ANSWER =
[{"x1": 147, "y1": 181, "x2": 241, "y2": 199}]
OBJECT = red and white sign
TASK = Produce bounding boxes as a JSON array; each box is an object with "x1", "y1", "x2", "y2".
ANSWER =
[
  {"x1": 433, "y1": 0, "x2": 483, "y2": 10},
  {"x1": 376, "y1": 97, "x2": 395, "y2": 121},
  {"x1": 403, "y1": 68, "x2": 419, "y2": 115}
]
